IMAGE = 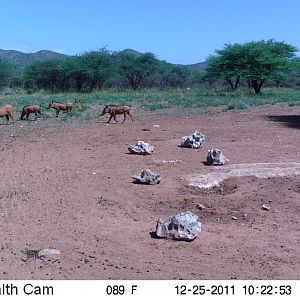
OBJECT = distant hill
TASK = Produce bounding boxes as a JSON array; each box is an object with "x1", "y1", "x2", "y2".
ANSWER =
[
  {"x1": 0, "y1": 49, "x2": 67, "y2": 70},
  {"x1": 121, "y1": 48, "x2": 143, "y2": 57},
  {"x1": 175, "y1": 62, "x2": 207, "y2": 71},
  {"x1": 120, "y1": 48, "x2": 206, "y2": 71},
  {"x1": 0, "y1": 48, "x2": 206, "y2": 71}
]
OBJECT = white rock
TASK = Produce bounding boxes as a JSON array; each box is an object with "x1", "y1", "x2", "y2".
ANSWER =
[
  {"x1": 156, "y1": 211, "x2": 201, "y2": 241},
  {"x1": 128, "y1": 141, "x2": 154, "y2": 155},
  {"x1": 206, "y1": 149, "x2": 229, "y2": 166},
  {"x1": 180, "y1": 131, "x2": 205, "y2": 148},
  {"x1": 196, "y1": 203, "x2": 205, "y2": 210},
  {"x1": 38, "y1": 248, "x2": 61, "y2": 257},
  {"x1": 133, "y1": 169, "x2": 161, "y2": 185}
]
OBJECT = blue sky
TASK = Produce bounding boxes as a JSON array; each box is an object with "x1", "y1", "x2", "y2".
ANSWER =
[{"x1": 0, "y1": 0, "x2": 299, "y2": 64}]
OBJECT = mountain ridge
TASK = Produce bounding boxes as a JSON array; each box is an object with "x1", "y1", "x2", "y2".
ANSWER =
[{"x1": 0, "y1": 48, "x2": 206, "y2": 71}]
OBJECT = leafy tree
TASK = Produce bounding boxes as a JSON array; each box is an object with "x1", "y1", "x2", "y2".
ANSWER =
[
  {"x1": 59, "y1": 56, "x2": 88, "y2": 92},
  {"x1": 293, "y1": 58, "x2": 300, "y2": 77},
  {"x1": 23, "y1": 59, "x2": 63, "y2": 91},
  {"x1": 241, "y1": 40, "x2": 297, "y2": 93},
  {"x1": 81, "y1": 49, "x2": 113, "y2": 91},
  {"x1": 206, "y1": 43, "x2": 245, "y2": 90},
  {"x1": 206, "y1": 40, "x2": 297, "y2": 94},
  {"x1": 117, "y1": 52, "x2": 159, "y2": 89},
  {"x1": 163, "y1": 66, "x2": 190, "y2": 88},
  {"x1": 190, "y1": 70, "x2": 207, "y2": 86},
  {"x1": 0, "y1": 58, "x2": 14, "y2": 89}
]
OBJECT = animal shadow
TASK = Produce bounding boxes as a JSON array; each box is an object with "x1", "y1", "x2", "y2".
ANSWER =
[{"x1": 266, "y1": 115, "x2": 300, "y2": 129}]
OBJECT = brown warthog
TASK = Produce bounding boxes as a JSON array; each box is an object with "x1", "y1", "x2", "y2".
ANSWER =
[
  {"x1": 100, "y1": 105, "x2": 133, "y2": 123},
  {"x1": 20, "y1": 105, "x2": 43, "y2": 120},
  {"x1": 47, "y1": 101, "x2": 73, "y2": 117},
  {"x1": 0, "y1": 104, "x2": 14, "y2": 124}
]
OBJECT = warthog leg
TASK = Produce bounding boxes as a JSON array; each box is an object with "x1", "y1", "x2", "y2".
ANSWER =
[
  {"x1": 107, "y1": 114, "x2": 113, "y2": 123},
  {"x1": 122, "y1": 112, "x2": 126, "y2": 123},
  {"x1": 129, "y1": 112, "x2": 133, "y2": 121},
  {"x1": 8, "y1": 112, "x2": 14, "y2": 123},
  {"x1": 113, "y1": 112, "x2": 118, "y2": 123}
]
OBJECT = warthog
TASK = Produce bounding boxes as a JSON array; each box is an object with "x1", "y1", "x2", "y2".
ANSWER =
[
  {"x1": 0, "y1": 104, "x2": 14, "y2": 124},
  {"x1": 20, "y1": 105, "x2": 43, "y2": 120},
  {"x1": 100, "y1": 105, "x2": 133, "y2": 123},
  {"x1": 47, "y1": 101, "x2": 73, "y2": 117}
]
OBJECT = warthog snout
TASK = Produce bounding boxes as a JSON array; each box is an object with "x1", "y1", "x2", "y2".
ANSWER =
[{"x1": 100, "y1": 106, "x2": 109, "y2": 116}]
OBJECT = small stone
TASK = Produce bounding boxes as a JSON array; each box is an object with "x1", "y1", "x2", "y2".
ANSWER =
[
  {"x1": 262, "y1": 204, "x2": 270, "y2": 211},
  {"x1": 232, "y1": 216, "x2": 237, "y2": 220},
  {"x1": 92, "y1": 172, "x2": 96, "y2": 175},
  {"x1": 153, "y1": 125, "x2": 160, "y2": 128},
  {"x1": 196, "y1": 203, "x2": 205, "y2": 210},
  {"x1": 38, "y1": 248, "x2": 61, "y2": 257}
]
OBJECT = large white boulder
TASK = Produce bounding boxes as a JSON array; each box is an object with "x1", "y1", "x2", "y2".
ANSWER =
[
  {"x1": 180, "y1": 131, "x2": 205, "y2": 148},
  {"x1": 206, "y1": 149, "x2": 229, "y2": 166},
  {"x1": 156, "y1": 211, "x2": 201, "y2": 241},
  {"x1": 133, "y1": 169, "x2": 161, "y2": 184},
  {"x1": 128, "y1": 141, "x2": 154, "y2": 155}
]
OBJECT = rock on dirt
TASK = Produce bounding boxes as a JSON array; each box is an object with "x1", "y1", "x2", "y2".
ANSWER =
[
  {"x1": 153, "y1": 159, "x2": 182, "y2": 166},
  {"x1": 180, "y1": 131, "x2": 205, "y2": 148},
  {"x1": 128, "y1": 141, "x2": 154, "y2": 155},
  {"x1": 262, "y1": 204, "x2": 271, "y2": 211},
  {"x1": 38, "y1": 248, "x2": 61, "y2": 257},
  {"x1": 196, "y1": 203, "x2": 205, "y2": 210},
  {"x1": 155, "y1": 211, "x2": 201, "y2": 241},
  {"x1": 206, "y1": 149, "x2": 229, "y2": 166},
  {"x1": 133, "y1": 169, "x2": 161, "y2": 185}
]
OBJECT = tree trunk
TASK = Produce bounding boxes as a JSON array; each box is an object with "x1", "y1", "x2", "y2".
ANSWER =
[
  {"x1": 76, "y1": 79, "x2": 83, "y2": 92},
  {"x1": 226, "y1": 77, "x2": 240, "y2": 91},
  {"x1": 234, "y1": 76, "x2": 240, "y2": 90},
  {"x1": 251, "y1": 79, "x2": 265, "y2": 94},
  {"x1": 225, "y1": 78, "x2": 234, "y2": 90}
]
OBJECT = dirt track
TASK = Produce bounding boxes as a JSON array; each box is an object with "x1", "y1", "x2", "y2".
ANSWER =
[{"x1": 0, "y1": 104, "x2": 299, "y2": 280}]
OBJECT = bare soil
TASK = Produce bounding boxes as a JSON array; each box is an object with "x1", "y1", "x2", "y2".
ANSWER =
[{"x1": 0, "y1": 104, "x2": 299, "y2": 280}]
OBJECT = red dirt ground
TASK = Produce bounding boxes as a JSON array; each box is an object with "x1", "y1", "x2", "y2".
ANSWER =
[{"x1": 0, "y1": 104, "x2": 299, "y2": 280}]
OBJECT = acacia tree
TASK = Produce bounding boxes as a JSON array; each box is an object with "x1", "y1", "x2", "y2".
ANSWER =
[
  {"x1": 117, "y1": 52, "x2": 159, "y2": 89},
  {"x1": 59, "y1": 56, "x2": 88, "y2": 92},
  {"x1": 0, "y1": 58, "x2": 14, "y2": 89},
  {"x1": 206, "y1": 43, "x2": 245, "y2": 90},
  {"x1": 206, "y1": 40, "x2": 297, "y2": 94},
  {"x1": 163, "y1": 66, "x2": 190, "y2": 88},
  {"x1": 23, "y1": 59, "x2": 64, "y2": 90},
  {"x1": 81, "y1": 49, "x2": 113, "y2": 91}
]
